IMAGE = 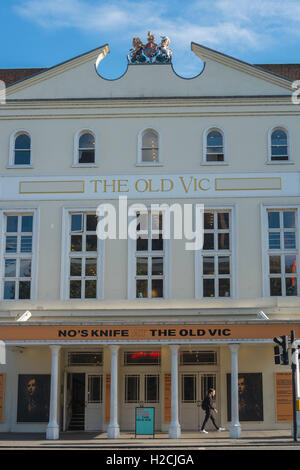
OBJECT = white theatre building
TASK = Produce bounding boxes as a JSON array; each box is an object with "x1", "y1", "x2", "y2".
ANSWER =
[{"x1": 0, "y1": 36, "x2": 300, "y2": 439}]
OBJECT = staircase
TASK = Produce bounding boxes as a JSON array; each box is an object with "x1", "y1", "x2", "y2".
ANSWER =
[{"x1": 68, "y1": 411, "x2": 85, "y2": 431}]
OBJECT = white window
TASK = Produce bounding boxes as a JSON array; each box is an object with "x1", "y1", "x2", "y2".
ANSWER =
[
  {"x1": 265, "y1": 208, "x2": 298, "y2": 296},
  {"x1": 9, "y1": 130, "x2": 32, "y2": 167},
  {"x1": 203, "y1": 128, "x2": 225, "y2": 164},
  {"x1": 196, "y1": 209, "x2": 235, "y2": 298},
  {"x1": 62, "y1": 211, "x2": 104, "y2": 300},
  {"x1": 181, "y1": 374, "x2": 216, "y2": 403},
  {"x1": 88, "y1": 375, "x2": 103, "y2": 403},
  {"x1": 128, "y1": 210, "x2": 169, "y2": 299},
  {"x1": 124, "y1": 374, "x2": 159, "y2": 404},
  {"x1": 125, "y1": 375, "x2": 140, "y2": 403},
  {"x1": 73, "y1": 130, "x2": 96, "y2": 166},
  {"x1": 137, "y1": 129, "x2": 161, "y2": 165},
  {"x1": 268, "y1": 127, "x2": 291, "y2": 163},
  {"x1": 1, "y1": 211, "x2": 37, "y2": 300}
]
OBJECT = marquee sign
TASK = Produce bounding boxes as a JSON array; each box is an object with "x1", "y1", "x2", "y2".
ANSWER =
[{"x1": 1, "y1": 323, "x2": 300, "y2": 342}]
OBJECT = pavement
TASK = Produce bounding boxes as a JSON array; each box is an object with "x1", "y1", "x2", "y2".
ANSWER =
[{"x1": 0, "y1": 430, "x2": 300, "y2": 449}]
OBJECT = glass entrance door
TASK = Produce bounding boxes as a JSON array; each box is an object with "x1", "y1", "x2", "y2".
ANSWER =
[
  {"x1": 121, "y1": 373, "x2": 160, "y2": 430},
  {"x1": 85, "y1": 374, "x2": 103, "y2": 431},
  {"x1": 67, "y1": 373, "x2": 85, "y2": 431},
  {"x1": 180, "y1": 373, "x2": 217, "y2": 430}
]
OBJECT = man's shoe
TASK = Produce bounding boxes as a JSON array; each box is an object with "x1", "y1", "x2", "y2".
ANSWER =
[
  {"x1": 217, "y1": 427, "x2": 226, "y2": 432},
  {"x1": 200, "y1": 430, "x2": 208, "y2": 434}
]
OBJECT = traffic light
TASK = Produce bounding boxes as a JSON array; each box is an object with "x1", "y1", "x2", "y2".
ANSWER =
[
  {"x1": 273, "y1": 335, "x2": 289, "y2": 365},
  {"x1": 274, "y1": 345, "x2": 281, "y2": 364}
]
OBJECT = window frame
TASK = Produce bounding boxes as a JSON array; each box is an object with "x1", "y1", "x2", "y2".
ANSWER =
[
  {"x1": 73, "y1": 129, "x2": 97, "y2": 167},
  {"x1": 261, "y1": 204, "x2": 300, "y2": 297},
  {"x1": 8, "y1": 129, "x2": 33, "y2": 168},
  {"x1": 68, "y1": 351, "x2": 103, "y2": 366},
  {"x1": 195, "y1": 205, "x2": 237, "y2": 299},
  {"x1": 87, "y1": 375, "x2": 103, "y2": 403},
  {"x1": 180, "y1": 350, "x2": 217, "y2": 365},
  {"x1": 61, "y1": 208, "x2": 104, "y2": 300},
  {"x1": 124, "y1": 350, "x2": 161, "y2": 366},
  {"x1": 202, "y1": 127, "x2": 227, "y2": 166},
  {"x1": 0, "y1": 208, "x2": 39, "y2": 301},
  {"x1": 128, "y1": 207, "x2": 170, "y2": 300},
  {"x1": 137, "y1": 128, "x2": 162, "y2": 166},
  {"x1": 267, "y1": 126, "x2": 293, "y2": 165}
]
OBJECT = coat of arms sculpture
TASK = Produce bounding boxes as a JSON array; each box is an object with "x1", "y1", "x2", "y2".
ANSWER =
[{"x1": 128, "y1": 32, "x2": 172, "y2": 64}]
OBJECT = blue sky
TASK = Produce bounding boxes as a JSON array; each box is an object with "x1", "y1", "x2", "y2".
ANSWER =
[{"x1": 1, "y1": 0, "x2": 300, "y2": 79}]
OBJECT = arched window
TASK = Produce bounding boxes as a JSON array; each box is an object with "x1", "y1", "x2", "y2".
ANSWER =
[
  {"x1": 14, "y1": 132, "x2": 31, "y2": 165},
  {"x1": 205, "y1": 129, "x2": 224, "y2": 162},
  {"x1": 78, "y1": 132, "x2": 95, "y2": 164},
  {"x1": 141, "y1": 129, "x2": 159, "y2": 163},
  {"x1": 270, "y1": 128, "x2": 288, "y2": 161}
]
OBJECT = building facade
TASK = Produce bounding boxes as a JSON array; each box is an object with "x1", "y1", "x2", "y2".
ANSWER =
[{"x1": 0, "y1": 38, "x2": 300, "y2": 439}]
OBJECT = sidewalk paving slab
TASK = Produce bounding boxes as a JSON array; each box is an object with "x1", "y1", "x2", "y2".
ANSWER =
[{"x1": 0, "y1": 430, "x2": 299, "y2": 449}]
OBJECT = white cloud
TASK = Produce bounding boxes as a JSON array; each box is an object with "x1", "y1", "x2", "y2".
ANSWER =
[
  {"x1": 15, "y1": 0, "x2": 261, "y2": 52},
  {"x1": 217, "y1": 0, "x2": 300, "y2": 22},
  {"x1": 14, "y1": 0, "x2": 300, "y2": 58},
  {"x1": 15, "y1": 0, "x2": 129, "y2": 29},
  {"x1": 14, "y1": 0, "x2": 165, "y2": 31}
]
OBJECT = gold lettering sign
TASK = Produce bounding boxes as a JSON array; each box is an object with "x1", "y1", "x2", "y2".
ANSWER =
[
  {"x1": 89, "y1": 176, "x2": 212, "y2": 195},
  {"x1": 14, "y1": 174, "x2": 287, "y2": 199}
]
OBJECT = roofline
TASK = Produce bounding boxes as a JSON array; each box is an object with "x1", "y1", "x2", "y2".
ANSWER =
[
  {"x1": 253, "y1": 65, "x2": 295, "y2": 83},
  {"x1": 191, "y1": 42, "x2": 293, "y2": 86},
  {"x1": 5, "y1": 43, "x2": 110, "y2": 89},
  {"x1": 3, "y1": 42, "x2": 295, "y2": 93}
]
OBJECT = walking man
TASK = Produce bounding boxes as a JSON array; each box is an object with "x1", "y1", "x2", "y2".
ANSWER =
[{"x1": 200, "y1": 388, "x2": 225, "y2": 433}]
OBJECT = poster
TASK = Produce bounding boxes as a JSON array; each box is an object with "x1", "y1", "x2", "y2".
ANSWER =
[
  {"x1": 227, "y1": 373, "x2": 263, "y2": 421},
  {"x1": 17, "y1": 375, "x2": 51, "y2": 423},
  {"x1": 275, "y1": 372, "x2": 292, "y2": 422},
  {"x1": 164, "y1": 374, "x2": 171, "y2": 423},
  {"x1": 105, "y1": 374, "x2": 111, "y2": 424},
  {"x1": 0, "y1": 374, "x2": 5, "y2": 422}
]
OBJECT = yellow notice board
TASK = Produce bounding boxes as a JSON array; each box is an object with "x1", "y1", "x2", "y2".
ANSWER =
[
  {"x1": 0, "y1": 374, "x2": 5, "y2": 422},
  {"x1": 275, "y1": 372, "x2": 292, "y2": 422}
]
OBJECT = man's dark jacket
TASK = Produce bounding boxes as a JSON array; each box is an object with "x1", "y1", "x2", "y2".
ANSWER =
[{"x1": 202, "y1": 394, "x2": 215, "y2": 412}]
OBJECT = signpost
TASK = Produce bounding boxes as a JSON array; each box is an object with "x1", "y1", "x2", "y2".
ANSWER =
[
  {"x1": 135, "y1": 407, "x2": 155, "y2": 438},
  {"x1": 291, "y1": 330, "x2": 298, "y2": 442}
]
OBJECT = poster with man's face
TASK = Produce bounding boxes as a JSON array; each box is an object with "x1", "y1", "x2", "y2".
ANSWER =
[
  {"x1": 17, "y1": 375, "x2": 51, "y2": 423},
  {"x1": 227, "y1": 373, "x2": 263, "y2": 421}
]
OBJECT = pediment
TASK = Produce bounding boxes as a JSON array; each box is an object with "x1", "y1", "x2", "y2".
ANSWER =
[{"x1": 5, "y1": 42, "x2": 292, "y2": 101}]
